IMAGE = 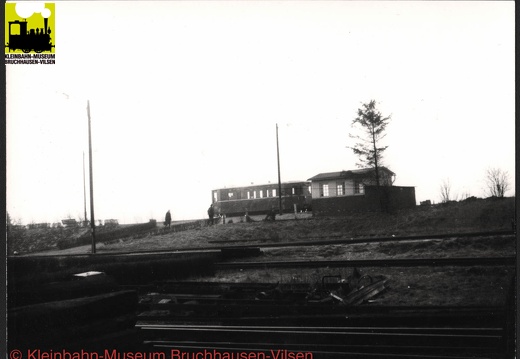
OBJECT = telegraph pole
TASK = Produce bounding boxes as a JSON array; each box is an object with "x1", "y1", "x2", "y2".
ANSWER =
[
  {"x1": 83, "y1": 152, "x2": 87, "y2": 224},
  {"x1": 276, "y1": 124, "x2": 282, "y2": 215},
  {"x1": 87, "y1": 100, "x2": 96, "y2": 254}
]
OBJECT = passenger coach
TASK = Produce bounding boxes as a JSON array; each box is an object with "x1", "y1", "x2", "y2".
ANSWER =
[{"x1": 211, "y1": 181, "x2": 312, "y2": 217}]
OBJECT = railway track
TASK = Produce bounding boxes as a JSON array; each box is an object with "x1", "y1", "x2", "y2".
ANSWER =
[
  {"x1": 21, "y1": 229, "x2": 514, "y2": 258},
  {"x1": 216, "y1": 255, "x2": 516, "y2": 269},
  {"x1": 138, "y1": 323, "x2": 506, "y2": 359}
]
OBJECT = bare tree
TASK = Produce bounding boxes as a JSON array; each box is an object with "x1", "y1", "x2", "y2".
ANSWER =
[
  {"x1": 439, "y1": 178, "x2": 452, "y2": 203},
  {"x1": 484, "y1": 168, "x2": 510, "y2": 198}
]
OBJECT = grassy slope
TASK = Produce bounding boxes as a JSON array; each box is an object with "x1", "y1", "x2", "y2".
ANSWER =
[
  {"x1": 102, "y1": 197, "x2": 515, "y2": 253},
  {"x1": 8, "y1": 196, "x2": 515, "y2": 255}
]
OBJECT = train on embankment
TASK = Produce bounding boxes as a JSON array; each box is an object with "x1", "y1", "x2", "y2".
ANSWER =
[{"x1": 211, "y1": 181, "x2": 312, "y2": 217}]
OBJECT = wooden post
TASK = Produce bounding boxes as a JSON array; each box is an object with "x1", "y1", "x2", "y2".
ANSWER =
[
  {"x1": 87, "y1": 100, "x2": 96, "y2": 254},
  {"x1": 83, "y1": 152, "x2": 87, "y2": 225},
  {"x1": 276, "y1": 124, "x2": 282, "y2": 215}
]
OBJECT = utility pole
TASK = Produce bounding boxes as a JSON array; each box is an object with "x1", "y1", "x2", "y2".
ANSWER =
[
  {"x1": 83, "y1": 152, "x2": 87, "y2": 224},
  {"x1": 87, "y1": 100, "x2": 96, "y2": 254},
  {"x1": 276, "y1": 124, "x2": 282, "y2": 215}
]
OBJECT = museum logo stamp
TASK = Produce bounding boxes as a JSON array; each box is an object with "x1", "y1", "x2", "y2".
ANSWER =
[{"x1": 5, "y1": 2, "x2": 55, "y2": 64}]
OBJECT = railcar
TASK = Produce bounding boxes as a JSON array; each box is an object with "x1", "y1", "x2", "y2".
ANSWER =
[{"x1": 211, "y1": 181, "x2": 312, "y2": 217}]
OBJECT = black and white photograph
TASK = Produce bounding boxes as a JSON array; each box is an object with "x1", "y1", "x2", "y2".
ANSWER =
[{"x1": 5, "y1": 1, "x2": 516, "y2": 358}]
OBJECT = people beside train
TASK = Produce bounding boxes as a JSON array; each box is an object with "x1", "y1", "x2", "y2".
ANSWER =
[
  {"x1": 208, "y1": 204, "x2": 215, "y2": 225},
  {"x1": 264, "y1": 207, "x2": 277, "y2": 221},
  {"x1": 164, "y1": 210, "x2": 171, "y2": 228}
]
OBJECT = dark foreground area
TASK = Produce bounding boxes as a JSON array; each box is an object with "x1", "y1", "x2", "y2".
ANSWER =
[{"x1": 6, "y1": 197, "x2": 517, "y2": 358}]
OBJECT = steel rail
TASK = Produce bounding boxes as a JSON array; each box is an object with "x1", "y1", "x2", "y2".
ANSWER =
[
  {"x1": 138, "y1": 304, "x2": 506, "y2": 317},
  {"x1": 216, "y1": 255, "x2": 515, "y2": 269},
  {"x1": 138, "y1": 327, "x2": 503, "y2": 357},
  {"x1": 138, "y1": 329, "x2": 502, "y2": 348},
  {"x1": 17, "y1": 229, "x2": 514, "y2": 258},
  {"x1": 207, "y1": 229, "x2": 514, "y2": 245},
  {"x1": 144, "y1": 342, "x2": 497, "y2": 359},
  {"x1": 138, "y1": 324, "x2": 502, "y2": 337},
  {"x1": 136, "y1": 323, "x2": 504, "y2": 333}
]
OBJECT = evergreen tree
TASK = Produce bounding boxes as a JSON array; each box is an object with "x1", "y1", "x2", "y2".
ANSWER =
[{"x1": 348, "y1": 100, "x2": 391, "y2": 187}]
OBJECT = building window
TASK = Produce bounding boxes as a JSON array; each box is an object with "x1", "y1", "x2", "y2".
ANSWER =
[
  {"x1": 292, "y1": 187, "x2": 295, "y2": 195},
  {"x1": 272, "y1": 189, "x2": 276, "y2": 197},
  {"x1": 323, "y1": 184, "x2": 329, "y2": 197},
  {"x1": 228, "y1": 192, "x2": 234, "y2": 198},
  {"x1": 354, "y1": 180, "x2": 364, "y2": 194},
  {"x1": 337, "y1": 183, "x2": 344, "y2": 196},
  {"x1": 213, "y1": 192, "x2": 217, "y2": 202}
]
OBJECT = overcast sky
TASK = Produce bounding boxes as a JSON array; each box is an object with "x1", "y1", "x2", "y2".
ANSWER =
[{"x1": 6, "y1": 1, "x2": 515, "y2": 224}]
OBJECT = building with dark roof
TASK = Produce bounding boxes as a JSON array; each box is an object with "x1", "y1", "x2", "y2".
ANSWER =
[
  {"x1": 308, "y1": 167, "x2": 415, "y2": 215},
  {"x1": 308, "y1": 167, "x2": 395, "y2": 198}
]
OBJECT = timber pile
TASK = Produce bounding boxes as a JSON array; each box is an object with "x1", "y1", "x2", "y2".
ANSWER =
[
  {"x1": 136, "y1": 269, "x2": 388, "y2": 325},
  {"x1": 135, "y1": 272, "x2": 512, "y2": 358},
  {"x1": 8, "y1": 273, "x2": 139, "y2": 351}
]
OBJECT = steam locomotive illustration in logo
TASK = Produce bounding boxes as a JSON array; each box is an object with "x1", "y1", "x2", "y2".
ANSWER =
[
  {"x1": 5, "y1": 3, "x2": 55, "y2": 54},
  {"x1": 7, "y1": 18, "x2": 54, "y2": 53}
]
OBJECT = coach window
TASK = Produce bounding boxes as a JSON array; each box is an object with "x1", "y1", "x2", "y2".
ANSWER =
[
  {"x1": 247, "y1": 191, "x2": 251, "y2": 199},
  {"x1": 260, "y1": 190, "x2": 263, "y2": 198},
  {"x1": 272, "y1": 189, "x2": 276, "y2": 197},
  {"x1": 253, "y1": 191, "x2": 257, "y2": 199},
  {"x1": 213, "y1": 192, "x2": 218, "y2": 202}
]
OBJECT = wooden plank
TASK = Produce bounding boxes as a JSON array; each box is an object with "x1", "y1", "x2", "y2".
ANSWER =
[{"x1": 9, "y1": 290, "x2": 138, "y2": 340}]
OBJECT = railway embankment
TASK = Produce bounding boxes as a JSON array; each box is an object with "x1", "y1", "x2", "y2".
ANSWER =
[{"x1": 9, "y1": 196, "x2": 515, "y2": 256}]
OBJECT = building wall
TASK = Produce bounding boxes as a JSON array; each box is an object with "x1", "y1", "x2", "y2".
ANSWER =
[
  {"x1": 311, "y1": 179, "x2": 364, "y2": 198},
  {"x1": 312, "y1": 185, "x2": 416, "y2": 216}
]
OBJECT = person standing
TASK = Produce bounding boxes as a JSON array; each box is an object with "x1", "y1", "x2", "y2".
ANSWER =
[
  {"x1": 165, "y1": 210, "x2": 171, "y2": 228},
  {"x1": 264, "y1": 206, "x2": 276, "y2": 221},
  {"x1": 207, "y1": 204, "x2": 215, "y2": 225}
]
